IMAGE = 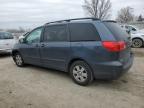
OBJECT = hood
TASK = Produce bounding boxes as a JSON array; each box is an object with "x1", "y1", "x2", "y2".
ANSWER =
[
  {"x1": 131, "y1": 31, "x2": 144, "y2": 38},
  {"x1": 136, "y1": 29, "x2": 144, "y2": 33},
  {"x1": 139, "y1": 29, "x2": 144, "y2": 33},
  {"x1": 131, "y1": 29, "x2": 144, "y2": 34}
]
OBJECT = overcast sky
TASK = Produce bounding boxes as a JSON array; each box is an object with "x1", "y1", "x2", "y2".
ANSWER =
[{"x1": 0, "y1": 0, "x2": 144, "y2": 29}]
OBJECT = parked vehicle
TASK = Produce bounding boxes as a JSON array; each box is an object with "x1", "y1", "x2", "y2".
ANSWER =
[
  {"x1": 0, "y1": 31, "x2": 16, "y2": 54},
  {"x1": 12, "y1": 18, "x2": 134, "y2": 86},
  {"x1": 131, "y1": 32, "x2": 144, "y2": 48},
  {"x1": 121, "y1": 25, "x2": 144, "y2": 48}
]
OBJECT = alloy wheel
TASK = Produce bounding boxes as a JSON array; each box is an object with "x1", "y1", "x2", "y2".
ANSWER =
[
  {"x1": 15, "y1": 54, "x2": 23, "y2": 66},
  {"x1": 132, "y1": 39, "x2": 143, "y2": 48},
  {"x1": 72, "y1": 65, "x2": 88, "y2": 83}
]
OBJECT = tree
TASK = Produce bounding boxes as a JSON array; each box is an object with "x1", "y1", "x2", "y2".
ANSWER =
[
  {"x1": 116, "y1": 7, "x2": 134, "y2": 23},
  {"x1": 137, "y1": 15, "x2": 143, "y2": 21},
  {"x1": 19, "y1": 27, "x2": 25, "y2": 33},
  {"x1": 83, "y1": 0, "x2": 112, "y2": 19}
]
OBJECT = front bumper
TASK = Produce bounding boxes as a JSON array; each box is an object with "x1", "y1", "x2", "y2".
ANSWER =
[
  {"x1": 0, "y1": 49, "x2": 12, "y2": 54},
  {"x1": 92, "y1": 53, "x2": 134, "y2": 80}
]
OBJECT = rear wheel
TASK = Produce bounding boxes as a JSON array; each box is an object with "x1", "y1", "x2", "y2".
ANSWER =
[
  {"x1": 13, "y1": 53, "x2": 25, "y2": 67},
  {"x1": 70, "y1": 61, "x2": 93, "y2": 86},
  {"x1": 132, "y1": 39, "x2": 143, "y2": 48}
]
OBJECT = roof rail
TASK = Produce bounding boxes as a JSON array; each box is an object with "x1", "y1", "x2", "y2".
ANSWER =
[
  {"x1": 103, "y1": 20, "x2": 117, "y2": 23},
  {"x1": 46, "y1": 17, "x2": 99, "y2": 25}
]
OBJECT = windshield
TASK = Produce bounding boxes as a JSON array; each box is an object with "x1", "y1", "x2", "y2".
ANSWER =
[
  {"x1": 131, "y1": 25, "x2": 140, "y2": 30},
  {"x1": 0, "y1": 32, "x2": 14, "y2": 39}
]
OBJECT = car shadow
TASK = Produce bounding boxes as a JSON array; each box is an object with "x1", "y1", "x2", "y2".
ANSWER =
[
  {"x1": 89, "y1": 74, "x2": 130, "y2": 93},
  {"x1": 23, "y1": 64, "x2": 130, "y2": 91},
  {"x1": 26, "y1": 64, "x2": 70, "y2": 79},
  {"x1": 0, "y1": 54, "x2": 11, "y2": 58}
]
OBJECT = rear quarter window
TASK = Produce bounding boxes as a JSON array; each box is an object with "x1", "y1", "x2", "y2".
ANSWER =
[
  {"x1": 103, "y1": 22, "x2": 129, "y2": 40},
  {"x1": 69, "y1": 23, "x2": 100, "y2": 41}
]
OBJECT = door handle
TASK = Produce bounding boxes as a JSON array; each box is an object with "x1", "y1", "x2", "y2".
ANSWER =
[{"x1": 41, "y1": 44, "x2": 45, "y2": 47}]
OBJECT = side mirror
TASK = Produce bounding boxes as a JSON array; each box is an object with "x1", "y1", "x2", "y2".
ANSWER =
[{"x1": 19, "y1": 37, "x2": 25, "y2": 43}]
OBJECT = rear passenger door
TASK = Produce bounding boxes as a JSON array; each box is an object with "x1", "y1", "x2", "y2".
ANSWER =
[
  {"x1": 40, "y1": 24, "x2": 70, "y2": 71},
  {"x1": 69, "y1": 23, "x2": 102, "y2": 62}
]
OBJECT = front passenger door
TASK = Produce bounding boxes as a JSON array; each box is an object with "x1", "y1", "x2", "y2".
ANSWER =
[{"x1": 20, "y1": 27, "x2": 42, "y2": 65}]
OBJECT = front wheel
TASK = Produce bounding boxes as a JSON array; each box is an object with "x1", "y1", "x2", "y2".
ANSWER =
[
  {"x1": 13, "y1": 53, "x2": 25, "y2": 67},
  {"x1": 70, "y1": 61, "x2": 93, "y2": 86},
  {"x1": 132, "y1": 39, "x2": 143, "y2": 48}
]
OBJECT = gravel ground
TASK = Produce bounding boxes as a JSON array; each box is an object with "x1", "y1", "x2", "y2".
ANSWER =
[{"x1": 0, "y1": 49, "x2": 144, "y2": 108}]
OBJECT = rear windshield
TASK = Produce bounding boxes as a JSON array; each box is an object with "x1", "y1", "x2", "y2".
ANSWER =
[
  {"x1": 103, "y1": 22, "x2": 129, "y2": 40},
  {"x1": 0, "y1": 32, "x2": 13, "y2": 39}
]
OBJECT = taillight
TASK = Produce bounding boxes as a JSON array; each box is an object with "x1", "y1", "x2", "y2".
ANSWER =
[{"x1": 102, "y1": 41, "x2": 126, "y2": 52}]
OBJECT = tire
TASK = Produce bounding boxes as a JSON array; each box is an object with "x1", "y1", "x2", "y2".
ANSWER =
[
  {"x1": 13, "y1": 53, "x2": 25, "y2": 67},
  {"x1": 132, "y1": 39, "x2": 143, "y2": 48},
  {"x1": 70, "y1": 61, "x2": 93, "y2": 86}
]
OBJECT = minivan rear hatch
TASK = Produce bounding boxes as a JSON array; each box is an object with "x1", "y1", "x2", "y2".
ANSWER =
[{"x1": 103, "y1": 21, "x2": 132, "y2": 65}]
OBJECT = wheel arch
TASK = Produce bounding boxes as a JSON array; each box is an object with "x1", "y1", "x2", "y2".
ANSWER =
[
  {"x1": 132, "y1": 37, "x2": 144, "y2": 47},
  {"x1": 132, "y1": 37, "x2": 144, "y2": 42},
  {"x1": 12, "y1": 50, "x2": 23, "y2": 61},
  {"x1": 12, "y1": 50, "x2": 19, "y2": 57},
  {"x1": 67, "y1": 58, "x2": 92, "y2": 73}
]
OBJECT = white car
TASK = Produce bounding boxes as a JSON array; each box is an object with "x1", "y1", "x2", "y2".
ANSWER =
[
  {"x1": 0, "y1": 31, "x2": 16, "y2": 54},
  {"x1": 121, "y1": 25, "x2": 144, "y2": 48}
]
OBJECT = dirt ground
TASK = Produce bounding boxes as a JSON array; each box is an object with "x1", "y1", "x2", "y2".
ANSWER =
[{"x1": 0, "y1": 49, "x2": 144, "y2": 108}]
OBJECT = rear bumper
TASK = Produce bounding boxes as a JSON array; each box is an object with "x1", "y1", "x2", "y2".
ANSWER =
[
  {"x1": 0, "y1": 49, "x2": 12, "y2": 54},
  {"x1": 92, "y1": 53, "x2": 134, "y2": 80}
]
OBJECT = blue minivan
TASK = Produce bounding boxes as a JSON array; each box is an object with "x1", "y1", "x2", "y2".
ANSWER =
[{"x1": 12, "y1": 18, "x2": 134, "y2": 86}]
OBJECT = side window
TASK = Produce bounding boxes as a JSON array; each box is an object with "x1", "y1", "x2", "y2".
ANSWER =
[
  {"x1": 25, "y1": 27, "x2": 42, "y2": 44},
  {"x1": 43, "y1": 25, "x2": 68, "y2": 42},
  {"x1": 131, "y1": 27, "x2": 136, "y2": 31},
  {"x1": 69, "y1": 23, "x2": 100, "y2": 41},
  {"x1": 126, "y1": 26, "x2": 136, "y2": 32}
]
